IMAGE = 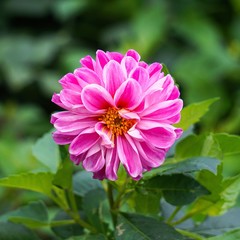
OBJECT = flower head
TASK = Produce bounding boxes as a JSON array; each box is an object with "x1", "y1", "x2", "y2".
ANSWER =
[{"x1": 51, "y1": 49, "x2": 183, "y2": 180}]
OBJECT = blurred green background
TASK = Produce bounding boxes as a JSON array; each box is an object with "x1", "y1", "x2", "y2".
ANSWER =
[{"x1": 0, "y1": 0, "x2": 239, "y2": 212}]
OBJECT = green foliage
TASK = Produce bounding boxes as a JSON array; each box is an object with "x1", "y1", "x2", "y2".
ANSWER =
[
  {"x1": 115, "y1": 213, "x2": 185, "y2": 240},
  {"x1": 1, "y1": 0, "x2": 240, "y2": 238},
  {"x1": 32, "y1": 131, "x2": 60, "y2": 173},
  {"x1": 174, "y1": 98, "x2": 219, "y2": 131}
]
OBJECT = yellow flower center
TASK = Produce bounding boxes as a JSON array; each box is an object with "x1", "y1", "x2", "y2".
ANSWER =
[{"x1": 99, "y1": 108, "x2": 135, "y2": 136}]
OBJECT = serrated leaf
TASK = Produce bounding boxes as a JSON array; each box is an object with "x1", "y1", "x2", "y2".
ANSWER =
[
  {"x1": 214, "y1": 133, "x2": 240, "y2": 156},
  {"x1": 189, "y1": 172, "x2": 240, "y2": 216},
  {"x1": 32, "y1": 131, "x2": 60, "y2": 173},
  {"x1": 175, "y1": 133, "x2": 222, "y2": 160},
  {"x1": 115, "y1": 213, "x2": 185, "y2": 240},
  {"x1": 144, "y1": 174, "x2": 209, "y2": 206},
  {"x1": 143, "y1": 157, "x2": 220, "y2": 179},
  {"x1": 174, "y1": 98, "x2": 219, "y2": 130},
  {"x1": 0, "y1": 172, "x2": 54, "y2": 197},
  {"x1": 0, "y1": 222, "x2": 40, "y2": 240}
]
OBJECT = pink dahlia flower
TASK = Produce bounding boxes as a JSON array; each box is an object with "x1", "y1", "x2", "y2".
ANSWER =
[{"x1": 51, "y1": 49, "x2": 183, "y2": 180}]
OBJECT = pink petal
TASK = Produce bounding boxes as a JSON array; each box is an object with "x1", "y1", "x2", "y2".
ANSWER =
[
  {"x1": 74, "y1": 68, "x2": 102, "y2": 86},
  {"x1": 83, "y1": 151, "x2": 105, "y2": 172},
  {"x1": 54, "y1": 117, "x2": 97, "y2": 134},
  {"x1": 114, "y1": 79, "x2": 143, "y2": 110},
  {"x1": 158, "y1": 75, "x2": 175, "y2": 101},
  {"x1": 126, "y1": 49, "x2": 141, "y2": 62},
  {"x1": 95, "y1": 50, "x2": 109, "y2": 78},
  {"x1": 69, "y1": 129, "x2": 100, "y2": 156},
  {"x1": 52, "y1": 131, "x2": 76, "y2": 145},
  {"x1": 147, "y1": 62, "x2": 162, "y2": 77},
  {"x1": 51, "y1": 93, "x2": 66, "y2": 109},
  {"x1": 95, "y1": 122, "x2": 114, "y2": 148},
  {"x1": 135, "y1": 141, "x2": 166, "y2": 168},
  {"x1": 121, "y1": 56, "x2": 138, "y2": 76},
  {"x1": 141, "y1": 99, "x2": 183, "y2": 120},
  {"x1": 117, "y1": 135, "x2": 142, "y2": 178},
  {"x1": 129, "y1": 67, "x2": 149, "y2": 90},
  {"x1": 103, "y1": 60, "x2": 125, "y2": 96},
  {"x1": 105, "y1": 147, "x2": 120, "y2": 181},
  {"x1": 59, "y1": 73, "x2": 82, "y2": 91},
  {"x1": 59, "y1": 89, "x2": 82, "y2": 108},
  {"x1": 80, "y1": 55, "x2": 95, "y2": 70},
  {"x1": 175, "y1": 128, "x2": 183, "y2": 139},
  {"x1": 81, "y1": 84, "x2": 114, "y2": 112},
  {"x1": 168, "y1": 86, "x2": 180, "y2": 100},
  {"x1": 106, "y1": 51, "x2": 124, "y2": 63},
  {"x1": 139, "y1": 124, "x2": 177, "y2": 148}
]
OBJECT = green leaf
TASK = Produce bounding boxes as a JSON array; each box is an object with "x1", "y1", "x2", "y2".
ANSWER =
[
  {"x1": 143, "y1": 157, "x2": 220, "y2": 179},
  {"x1": 175, "y1": 133, "x2": 222, "y2": 160},
  {"x1": 73, "y1": 171, "x2": 102, "y2": 197},
  {"x1": 214, "y1": 133, "x2": 240, "y2": 156},
  {"x1": 193, "y1": 208, "x2": 240, "y2": 236},
  {"x1": 53, "y1": 146, "x2": 73, "y2": 189},
  {"x1": 144, "y1": 174, "x2": 209, "y2": 206},
  {"x1": 82, "y1": 189, "x2": 108, "y2": 233},
  {"x1": 207, "y1": 228, "x2": 240, "y2": 240},
  {"x1": 32, "y1": 131, "x2": 60, "y2": 173},
  {"x1": 5, "y1": 201, "x2": 49, "y2": 228},
  {"x1": 189, "y1": 171, "x2": 240, "y2": 216},
  {"x1": 174, "y1": 98, "x2": 219, "y2": 130},
  {"x1": 0, "y1": 222, "x2": 40, "y2": 240},
  {"x1": 0, "y1": 172, "x2": 54, "y2": 197},
  {"x1": 67, "y1": 234, "x2": 107, "y2": 240},
  {"x1": 129, "y1": 190, "x2": 161, "y2": 215},
  {"x1": 51, "y1": 211, "x2": 84, "y2": 239},
  {"x1": 115, "y1": 213, "x2": 185, "y2": 240}
]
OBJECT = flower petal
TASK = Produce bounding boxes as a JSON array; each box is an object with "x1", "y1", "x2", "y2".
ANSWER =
[
  {"x1": 80, "y1": 55, "x2": 95, "y2": 70},
  {"x1": 114, "y1": 79, "x2": 143, "y2": 110},
  {"x1": 106, "y1": 51, "x2": 124, "y2": 63},
  {"x1": 135, "y1": 141, "x2": 166, "y2": 168},
  {"x1": 95, "y1": 122, "x2": 114, "y2": 148},
  {"x1": 103, "y1": 60, "x2": 125, "y2": 96},
  {"x1": 83, "y1": 151, "x2": 105, "y2": 172},
  {"x1": 117, "y1": 135, "x2": 142, "y2": 178},
  {"x1": 105, "y1": 147, "x2": 120, "y2": 181},
  {"x1": 141, "y1": 99, "x2": 183, "y2": 121},
  {"x1": 130, "y1": 67, "x2": 149, "y2": 90},
  {"x1": 74, "y1": 68, "x2": 102, "y2": 86},
  {"x1": 81, "y1": 84, "x2": 114, "y2": 112},
  {"x1": 69, "y1": 129, "x2": 100, "y2": 156},
  {"x1": 59, "y1": 89, "x2": 82, "y2": 107},
  {"x1": 59, "y1": 73, "x2": 82, "y2": 91},
  {"x1": 139, "y1": 125, "x2": 177, "y2": 148},
  {"x1": 52, "y1": 131, "x2": 76, "y2": 145},
  {"x1": 126, "y1": 49, "x2": 141, "y2": 62},
  {"x1": 121, "y1": 56, "x2": 138, "y2": 76}
]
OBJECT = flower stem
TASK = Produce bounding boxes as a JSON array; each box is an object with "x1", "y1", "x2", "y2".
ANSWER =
[
  {"x1": 50, "y1": 189, "x2": 97, "y2": 233},
  {"x1": 166, "y1": 206, "x2": 182, "y2": 224},
  {"x1": 171, "y1": 213, "x2": 193, "y2": 226}
]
